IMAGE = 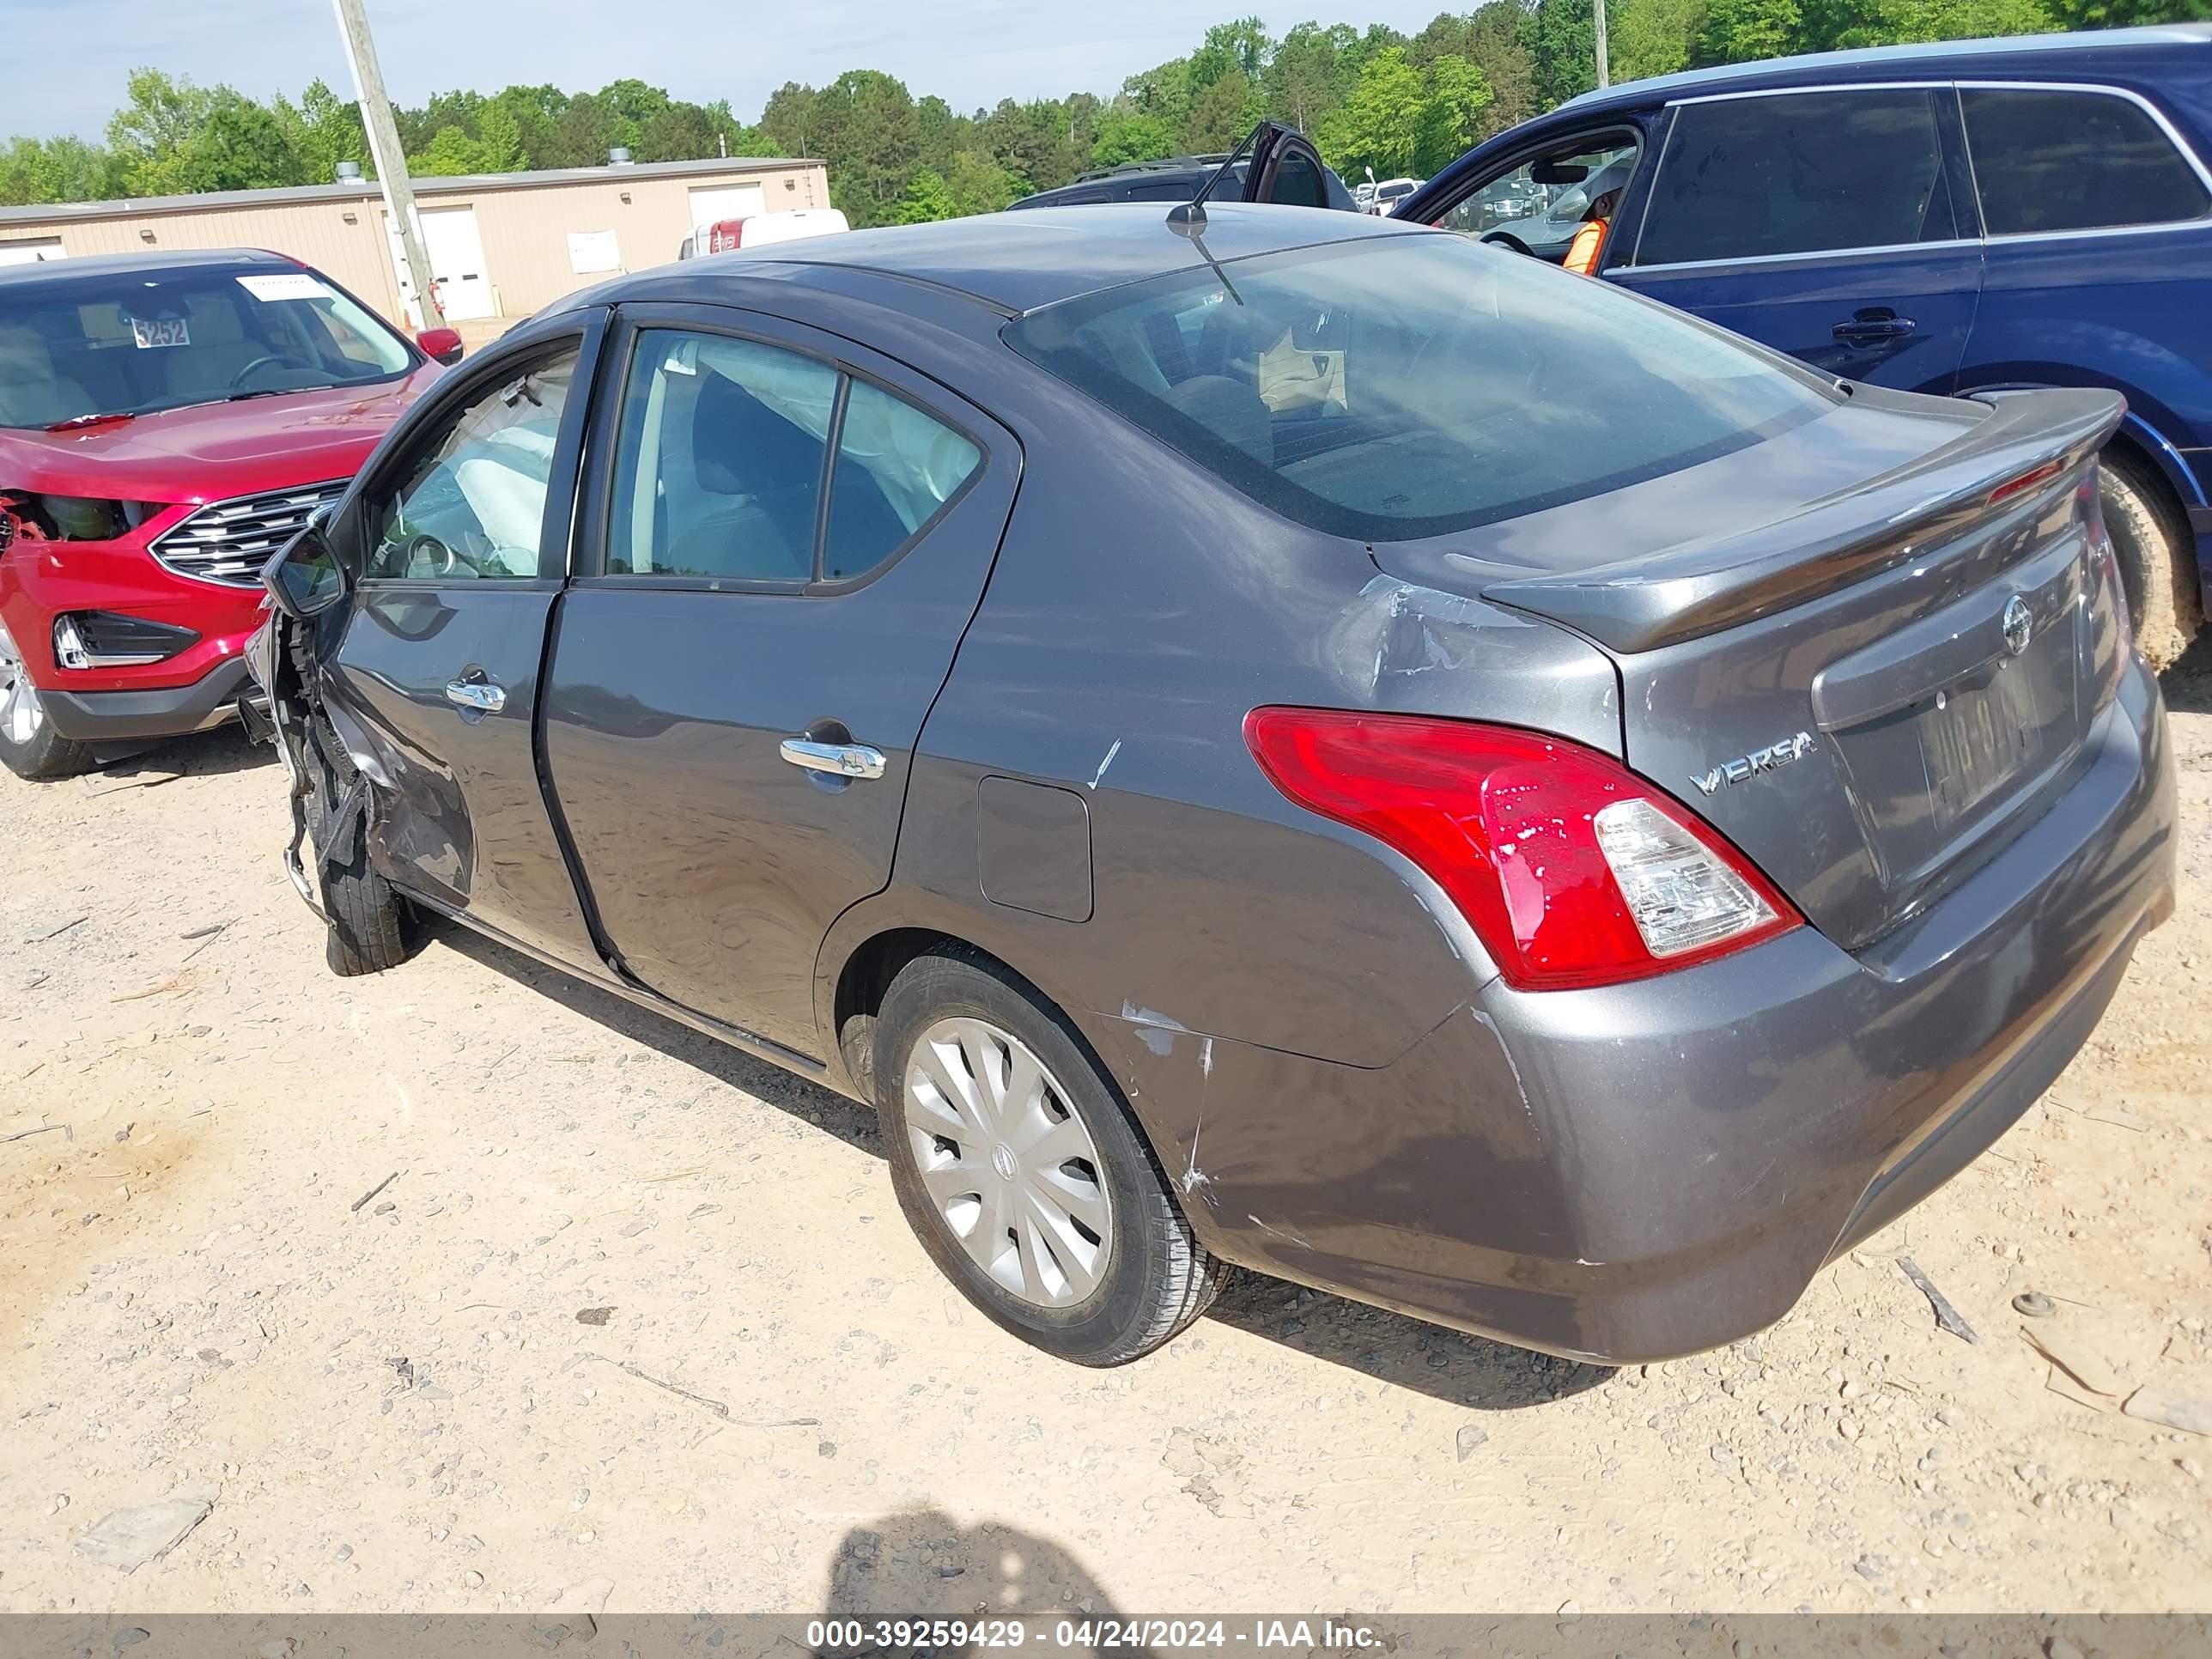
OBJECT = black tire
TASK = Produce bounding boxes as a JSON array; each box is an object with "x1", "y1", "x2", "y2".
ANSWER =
[
  {"x1": 0, "y1": 623, "x2": 96, "y2": 781},
  {"x1": 0, "y1": 706, "x2": 96, "y2": 781},
  {"x1": 874, "y1": 947, "x2": 1227, "y2": 1366},
  {"x1": 303, "y1": 715, "x2": 415, "y2": 977},
  {"x1": 2100, "y1": 448, "x2": 2201, "y2": 673}
]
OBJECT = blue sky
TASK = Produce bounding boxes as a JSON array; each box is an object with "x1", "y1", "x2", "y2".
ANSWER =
[{"x1": 11, "y1": 0, "x2": 1462, "y2": 142}]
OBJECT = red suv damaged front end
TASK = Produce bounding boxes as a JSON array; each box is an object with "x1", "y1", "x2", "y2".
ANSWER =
[{"x1": 0, "y1": 248, "x2": 453, "y2": 780}]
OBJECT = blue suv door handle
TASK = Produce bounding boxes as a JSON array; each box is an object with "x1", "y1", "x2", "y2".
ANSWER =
[{"x1": 1832, "y1": 308, "x2": 1917, "y2": 344}]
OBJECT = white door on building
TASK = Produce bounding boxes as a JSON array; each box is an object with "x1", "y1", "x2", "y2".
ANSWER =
[
  {"x1": 0, "y1": 238, "x2": 64, "y2": 265},
  {"x1": 386, "y1": 206, "x2": 495, "y2": 324},
  {"x1": 687, "y1": 184, "x2": 765, "y2": 229}
]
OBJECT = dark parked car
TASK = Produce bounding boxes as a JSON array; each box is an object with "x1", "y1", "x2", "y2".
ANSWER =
[
  {"x1": 252, "y1": 204, "x2": 2175, "y2": 1369},
  {"x1": 1007, "y1": 125, "x2": 1358, "y2": 212},
  {"x1": 1397, "y1": 24, "x2": 2212, "y2": 669}
]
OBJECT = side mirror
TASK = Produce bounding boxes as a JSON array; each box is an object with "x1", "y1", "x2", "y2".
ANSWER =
[
  {"x1": 416, "y1": 326, "x2": 465, "y2": 367},
  {"x1": 1531, "y1": 159, "x2": 1589, "y2": 186},
  {"x1": 264, "y1": 508, "x2": 349, "y2": 620}
]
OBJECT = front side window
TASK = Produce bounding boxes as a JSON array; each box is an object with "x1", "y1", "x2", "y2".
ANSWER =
[
  {"x1": 1635, "y1": 89, "x2": 1959, "y2": 266},
  {"x1": 607, "y1": 328, "x2": 981, "y2": 585},
  {"x1": 1007, "y1": 234, "x2": 1836, "y2": 542},
  {"x1": 1962, "y1": 88, "x2": 2212, "y2": 236},
  {"x1": 1439, "y1": 142, "x2": 1637, "y2": 250},
  {"x1": 366, "y1": 348, "x2": 575, "y2": 580}
]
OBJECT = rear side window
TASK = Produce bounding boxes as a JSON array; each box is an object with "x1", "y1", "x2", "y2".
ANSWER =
[
  {"x1": 1006, "y1": 234, "x2": 1835, "y2": 542},
  {"x1": 606, "y1": 328, "x2": 980, "y2": 585},
  {"x1": 1961, "y1": 88, "x2": 2212, "y2": 235},
  {"x1": 1636, "y1": 89, "x2": 1959, "y2": 266}
]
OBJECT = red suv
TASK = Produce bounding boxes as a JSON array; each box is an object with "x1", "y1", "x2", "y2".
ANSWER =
[{"x1": 0, "y1": 247, "x2": 455, "y2": 779}]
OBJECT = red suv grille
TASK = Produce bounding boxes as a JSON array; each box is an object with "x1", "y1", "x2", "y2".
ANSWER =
[{"x1": 149, "y1": 480, "x2": 350, "y2": 587}]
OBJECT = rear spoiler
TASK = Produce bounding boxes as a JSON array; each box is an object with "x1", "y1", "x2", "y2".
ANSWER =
[{"x1": 1482, "y1": 388, "x2": 2124, "y2": 654}]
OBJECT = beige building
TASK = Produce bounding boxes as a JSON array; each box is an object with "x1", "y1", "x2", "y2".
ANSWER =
[{"x1": 0, "y1": 155, "x2": 830, "y2": 329}]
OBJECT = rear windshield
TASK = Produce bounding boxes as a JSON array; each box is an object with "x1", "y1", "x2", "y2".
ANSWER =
[
  {"x1": 0, "y1": 264, "x2": 413, "y2": 429},
  {"x1": 1005, "y1": 234, "x2": 1835, "y2": 540}
]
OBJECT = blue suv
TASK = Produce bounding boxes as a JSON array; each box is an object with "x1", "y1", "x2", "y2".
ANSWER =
[{"x1": 1398, "y1": 25, "x2": 2212, "y2": 668}]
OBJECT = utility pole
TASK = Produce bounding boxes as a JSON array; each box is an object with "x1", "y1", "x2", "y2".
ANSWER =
[
  {"x1": 1594, "y1": 0, "x2": 1610, "y2": 89},
  {"x1": 330, "y1": 0, "x2": 444, "y2": 330}
]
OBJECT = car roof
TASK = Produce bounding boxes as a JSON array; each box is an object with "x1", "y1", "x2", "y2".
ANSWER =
[
  {"x1": 0, "y1": 246, "x2": 301, "y2": 289},
  {"x1": 1557, "y1": 22, "x2": 2212, "y2": 113},
  {"x1": 630, "y1": 202, "x2": 1419, "y2": 316}
]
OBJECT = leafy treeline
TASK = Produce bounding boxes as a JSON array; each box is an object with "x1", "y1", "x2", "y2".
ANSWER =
[{"x1": 4, "y1": 0, "x2": 2205, "y2": 226}]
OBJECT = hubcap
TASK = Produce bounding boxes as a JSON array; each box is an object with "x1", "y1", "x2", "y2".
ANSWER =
[
  {"x1": 0, "y1": 619, "x2": 43, "y2": 747},
  {"x1": 902, "y1": 1017, "x2": 1114, "y2": 1310}
]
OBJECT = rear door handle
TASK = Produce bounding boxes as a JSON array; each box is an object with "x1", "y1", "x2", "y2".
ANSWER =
[
  {"x1": 780, "y1": 738, "x2": 885, "y2": 780},
  {"x1": 1832, "y1": 308, "x2": 1916, "y2": 343},
  {"x1": 445, "y1": 674, "x2": 506, "y2": 714}
]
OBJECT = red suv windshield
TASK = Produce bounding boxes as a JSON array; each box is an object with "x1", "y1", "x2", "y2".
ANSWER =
[{"x1": 0, "y1": 264, "x2": 416, "y2": 430}]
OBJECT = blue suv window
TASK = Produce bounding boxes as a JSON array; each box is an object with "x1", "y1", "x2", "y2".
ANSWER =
[
  {"x1": 1635, "y1": 88, "x2": 1960, "y2": 267},
  {"x1": 1961, "y1": 88, "x2": 2212, "y2": 236}
]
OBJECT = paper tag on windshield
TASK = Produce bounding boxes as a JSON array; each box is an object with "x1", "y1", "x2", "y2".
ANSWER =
[
  {"x1": 237, "y1": 272, "x2": 331, "y2": 302},
  {"x1": 129, "y1": 315, "x2": 189, "y2": 349}
]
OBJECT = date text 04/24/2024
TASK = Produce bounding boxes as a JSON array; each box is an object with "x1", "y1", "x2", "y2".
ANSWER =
[{"x1": 805, "y1": 1618, "x2": 1381, "y2": 1650}]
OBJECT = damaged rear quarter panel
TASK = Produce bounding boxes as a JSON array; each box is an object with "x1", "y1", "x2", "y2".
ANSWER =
[{"x1": 845, "y1": 383, "x2": 1622, "y2": 1276}]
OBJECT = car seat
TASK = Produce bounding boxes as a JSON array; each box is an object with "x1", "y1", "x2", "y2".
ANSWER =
[
  {"x1": 0, "y1": 324, "x2": 96, "y2": 428},
  {"x1": 670, "y1": 368, "x2": 828, "y2": 580}
]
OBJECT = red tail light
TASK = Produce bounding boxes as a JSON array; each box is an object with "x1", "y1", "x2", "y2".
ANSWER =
[{"x1": 1243, "y1": 708, "x2": 1802, "y2": 991}]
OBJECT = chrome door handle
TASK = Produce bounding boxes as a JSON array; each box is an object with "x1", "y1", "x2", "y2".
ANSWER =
[
  {"x1": 780, "y1": 738, "x2": 885, "y2": 780},
  {"x1": 445, "y1": 676, "x2": 506, "y2": 714}
]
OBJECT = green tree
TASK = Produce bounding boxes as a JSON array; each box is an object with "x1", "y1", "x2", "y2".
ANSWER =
[
  {"x1": 1121, "y1": 58, "x2": 1198, "y2": 135},
  {"x1": 1320, "y1": 45, "x2": 1425, "y2": 179},
  {"x1": 1266, "y1": 22, "x2": 1352, "y2": 134},
  {"x1": 475, "y1": 103, "x2": 526, "y2": 173},
  {"x1": 893, "y1": 167, "x2": 956, "y2": 222},
  {"x1": 1091, "y1": 107, "x2": 1176, "y2": 168},
  {"x1": 0, "y1": 136, "x2": 121, "y2": 206},
  {"x1": 1414, "y1": 54, "x2": 1494, "y2": 176},
  {"x1": 106, "y1": 68, "x2": 216, "y2": 195},
  {"x1": 276, "y1": 79, "x2": 371, "y2": 184},
  {"x1": 1524, "y1": 0, "x2": 1599, "y2": 108},
  {"x1": 1694, "y1": 0, "x2": 1803, "y2": 63},
  {"x1": 414, "y1": 125, "x2": 484, "y2": 177},
  {"x1": 1610, "y1": 0, "x2": 1710, "y2": 79},
  {"x1": 945, "y1": 148, "x2": 1019, "y2": 214},
  {"x1": 1183, "y1": 66, "x2": 1263, "y2": 153},
  {"x1": 168, "y1": 94, "x2": 304, "y2": 192}
]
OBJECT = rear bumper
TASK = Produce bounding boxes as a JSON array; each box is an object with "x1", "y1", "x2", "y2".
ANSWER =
[
  {"x1": 41, "y1": 655, "x2": 256, "y2": 742},
  {"x1": 1096, "y1": 658, "x2": 2177, "y2": 1364}
]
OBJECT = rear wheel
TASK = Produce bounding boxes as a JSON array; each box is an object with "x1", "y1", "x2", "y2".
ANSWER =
[
  {"x1": 0, "y1": 618, "x2": 95, "y2": 781},
  {"x1": 876, "y1": 949, "x2": 1225, "y2": 1365},
  {"x1": 2100, "y1": 449, "x2": 2201, "y2": 672}
]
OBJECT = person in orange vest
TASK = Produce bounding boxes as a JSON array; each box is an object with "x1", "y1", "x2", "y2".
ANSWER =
[{"x1": 1562, "y1": 158, "x2": 1635, "y2": 276}]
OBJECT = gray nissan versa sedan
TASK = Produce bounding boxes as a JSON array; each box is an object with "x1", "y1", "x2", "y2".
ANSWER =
[{"x1": 251, "y1": 204, "x2": 2177, "y2": 1369}]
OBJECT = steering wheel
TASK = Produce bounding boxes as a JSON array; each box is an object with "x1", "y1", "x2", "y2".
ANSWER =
[
  {"x1": 403, "y1": 532, "x2": 490, "y2": 579},
  {"x1": 1480, "y1": 230, "x2": 1536, "y2": 257},
  {"x1": 227, "y1": 353, "x2": 316, "y2": 394}
]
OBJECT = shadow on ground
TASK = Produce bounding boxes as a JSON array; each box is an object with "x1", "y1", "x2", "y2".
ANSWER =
[
  {"x1": 93, "y1": 722, "x2": 271, "y2": 782},
  {"x1": 428, "y1": 920, "x2": 1613, "y2": 1410},
  {"x1": 2160, "y1": 637, "x2": 2212, "y2": 713},
  {"x1": 815, "y1": 1508, "x2": 1133, "y2": 1645}
]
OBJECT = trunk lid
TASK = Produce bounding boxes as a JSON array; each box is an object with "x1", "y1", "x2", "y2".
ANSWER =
[{"x1": 1374, "y1": 386, "x2": 2129, "y2": 950}]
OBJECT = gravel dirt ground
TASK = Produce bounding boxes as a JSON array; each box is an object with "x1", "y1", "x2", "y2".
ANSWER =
[{"x1": 3, "y1": 667, "x2": 2209, "y2": 1621}]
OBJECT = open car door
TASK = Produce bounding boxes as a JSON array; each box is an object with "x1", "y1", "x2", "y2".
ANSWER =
[{"x1": 1239, "y1": 123, "x2": 1349, "y2": 211}]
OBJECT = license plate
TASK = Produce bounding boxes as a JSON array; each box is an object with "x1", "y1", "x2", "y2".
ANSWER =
[
  {"x1": 130, "y1": 316, "x2": 189, "y2": 349},
  {"x1": 1917, "y1": 633, "x2": 2075, "y2": 836}
]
